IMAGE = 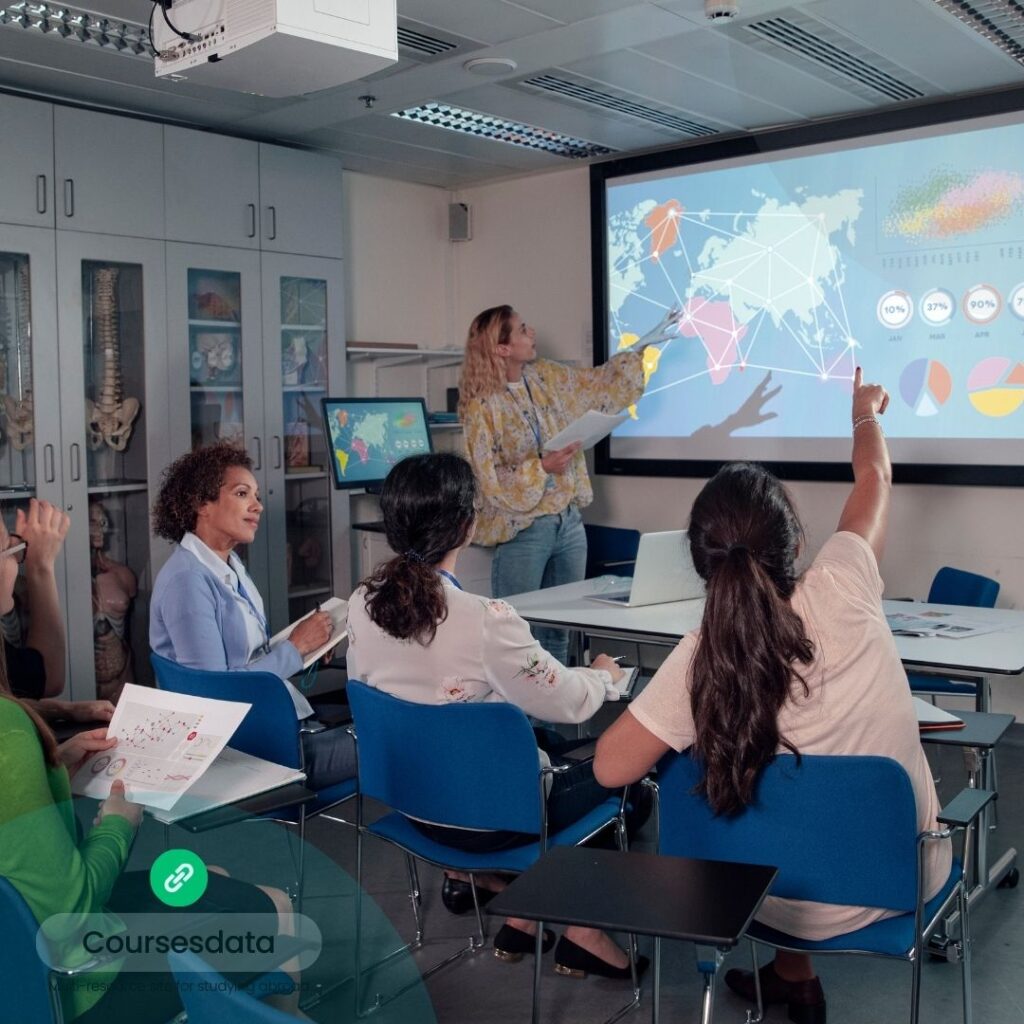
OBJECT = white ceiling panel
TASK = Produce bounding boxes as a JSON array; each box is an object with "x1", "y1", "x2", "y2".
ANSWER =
[
  {"x1": 393, "y1": 0, "x2": 560, "y2": 44},
  {"x1": 1, "y1": 0, "x2": 1024, "y2": 188},
  {"x1": 812, "y1": 0, "x2": 1024, "y2": 92}
]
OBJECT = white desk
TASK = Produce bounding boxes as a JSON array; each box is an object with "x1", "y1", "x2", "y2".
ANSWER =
[
  {"x1": 506, "y1": 577, "x2": 1024, "y2": 677},
  {"x1": 505, "y1": 577, "x2": 1023, "y2": 924}
]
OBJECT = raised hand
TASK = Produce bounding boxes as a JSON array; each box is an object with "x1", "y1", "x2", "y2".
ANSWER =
[
  {"x1": 16, "y1": 498, "x2": 71, "y2": 572},
  {"x1": 852, "y1": 366, "x2": 889, "y2": 421}
]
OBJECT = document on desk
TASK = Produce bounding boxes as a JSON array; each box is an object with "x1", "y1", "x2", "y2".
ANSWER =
[
  {"x1": 147, "y1": 748, "x2": 305, "y2": 824},
  {"x1": 542, "y1": 410, "x2": 628, "y2": 453},
  {"x1": 886, "y1": 611, "x2": 1006, "y2": 639},
  {"x1": 614, "y1": 665, "x2": 641, "y2": 699},
  {"x1": 71, "y1": 683, "x2": 251, "y2": 810}
]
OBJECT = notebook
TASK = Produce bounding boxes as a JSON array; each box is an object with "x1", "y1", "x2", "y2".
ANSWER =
[{"x1": 913, "y1": 696, "x2": 965, "y2": 732}]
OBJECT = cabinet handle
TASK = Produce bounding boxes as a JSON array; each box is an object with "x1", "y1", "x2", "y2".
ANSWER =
[
  {"x1": 69, "y1": 442, "x2": 81, "y2": 481},
  {"x1": 63, "y1": 178, "x2": 74, "y2": 218},
  {"x1": 273, "y1": 434, "x2": 282, "y2": 469},
  {"x1": 43, "y1": 444, "x2": 55, "y2": 483},
  {"x1": 252, "y1": 436, "x2": 262, "y2": 471},
  {"x1": 247, "y1": 203, "x2": 256, "y2": 238},
  {"x1": 268, "y1": 205, "x2": 277, "y2": 241},
  {"x1": 36, "y1": 174, "x2": 47, "y2": 215}
]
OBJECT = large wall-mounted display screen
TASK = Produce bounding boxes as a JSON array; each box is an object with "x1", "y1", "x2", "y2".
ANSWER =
[{"x1": 592, "y1": 91, "x2": 1024, "y2": 484}]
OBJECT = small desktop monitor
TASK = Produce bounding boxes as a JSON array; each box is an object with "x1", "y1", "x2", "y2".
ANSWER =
[{"x1": 321, "y1": 397, "x2": 433, "y2": 490}]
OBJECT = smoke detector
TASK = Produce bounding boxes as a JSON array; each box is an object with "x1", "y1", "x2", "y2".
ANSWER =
[{"x1": 705, "y1": 0, "x2": 739, "y2": 20}]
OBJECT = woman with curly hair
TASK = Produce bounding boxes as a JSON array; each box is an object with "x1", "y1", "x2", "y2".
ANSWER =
[
  {"x1": 458, "y1": 305, "x2": 676, "y2": 663},
  {"x1": 150, "y1": 442, "x2": 355, "y2": 789}
]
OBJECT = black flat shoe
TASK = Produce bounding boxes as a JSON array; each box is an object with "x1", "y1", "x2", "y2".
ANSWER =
[
  {"x1": 493, "y1": 924, "x2": 556, "y2": 963},
  {"x1": 553, "y1": 936, "x2": 650, "y2": 981},
  {"x1": 725, "y1": 962, "x2": 826, "y2": 1024},
  {"x1": 440, "y1": 877, "x2": 497, "y2": 916}
]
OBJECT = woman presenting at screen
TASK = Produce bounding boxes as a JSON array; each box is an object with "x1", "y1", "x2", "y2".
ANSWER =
[{"x1": 458, "y1": 305, "x2": 675, "y2": 663}]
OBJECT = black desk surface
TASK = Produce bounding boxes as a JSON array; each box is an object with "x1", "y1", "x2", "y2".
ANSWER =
[
  {"x1": 176, "y1": 783, "x2": 316, "y2": 833},
  {"x1": 919, "y1": 710, "x2": 1016, "y2": 749},
  {"x1": 487, "y1": 847, "x2": 776, "y2": 947}
]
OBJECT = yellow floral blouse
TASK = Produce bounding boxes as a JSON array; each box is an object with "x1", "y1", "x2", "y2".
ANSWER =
[{"x1": 462, "y1": 350, "x2": 645, "y2": 546}]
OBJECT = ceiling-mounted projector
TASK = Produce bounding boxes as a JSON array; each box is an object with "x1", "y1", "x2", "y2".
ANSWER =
[{"x1": 153, "y1": 0, "x2": 398, "y2": 97}]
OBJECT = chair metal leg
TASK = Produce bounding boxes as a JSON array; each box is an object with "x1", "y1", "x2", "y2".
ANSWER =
[
  {"x1": 406, "y1": 855, "x2": 424, "y2": 946},
  {"x1": 694, "y1": 944, "x2": 723, "y2": 1024},
  {"x1": 531, "y1": 919, "x2": 545, "y2": 1024},
  {"x1": 652, "y1": 936, "x2": 661, "y2": 1024},
  {"x1": 910, "y1": 944, "x2": 924, "y2": 1024},
  {"x1": 958, "y1": 881, "x2": 973, "y2": 1024},
  {"x1": 748, "y1": 941, "x2": 765, "y2": 1024},
  {"x1": 297, "y1": 807, "x2": 307, "y2": 915}
]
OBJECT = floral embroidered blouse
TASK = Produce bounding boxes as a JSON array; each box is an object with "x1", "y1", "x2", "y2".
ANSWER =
[
  {"x1": 461, "y1": 350, "x2": 645, "y2": 546},
  {"x1": 346, "y1": 577, "x2": 619, "y2": 726}
]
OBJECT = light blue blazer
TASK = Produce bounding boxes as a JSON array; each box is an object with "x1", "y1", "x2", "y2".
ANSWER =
[{"x1": 149, "y1": 545, "x2": 302, "y2": 680}]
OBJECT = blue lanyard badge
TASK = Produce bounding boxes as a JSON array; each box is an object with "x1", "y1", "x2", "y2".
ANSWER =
[
  {"x1": 236, "y1": 576, "x2": 270, "y2": 653},
  {"x1": 438, "y1": 569, "x2": 463, "y2": 591}
]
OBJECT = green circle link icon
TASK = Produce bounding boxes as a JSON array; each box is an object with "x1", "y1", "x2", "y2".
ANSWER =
[{"x1": 150, "y1": 849, "x2": 209, "y2": 907}]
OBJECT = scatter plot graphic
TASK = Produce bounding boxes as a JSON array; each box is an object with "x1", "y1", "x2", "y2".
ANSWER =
[
  {"x1": 884, "y1": 169, "x2": 1024, "y2": 242},
  {"x1": 967, "y1": 357, "x2": 1024, "y2": 417},
  {"x1": 900, "y1": 360, "x2": 952, "y2": 417}
]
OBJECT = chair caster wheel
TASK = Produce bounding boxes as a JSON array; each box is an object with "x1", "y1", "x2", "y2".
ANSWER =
[{"x1": 998, "y1": 867, "x2": 1019, "y2": 889}]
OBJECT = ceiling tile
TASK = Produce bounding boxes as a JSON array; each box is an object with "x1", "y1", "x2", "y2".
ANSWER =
[{"x1": 396, "y1": 0, "x2": 558, "y2": 43}]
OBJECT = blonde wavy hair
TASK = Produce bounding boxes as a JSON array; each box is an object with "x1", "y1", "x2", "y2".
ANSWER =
[{"x1": 458, "y1": 305, "x2": 515, "y2": 418}]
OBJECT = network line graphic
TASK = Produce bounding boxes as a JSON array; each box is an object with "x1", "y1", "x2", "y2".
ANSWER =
[{"x1": 608, "y1": 194, "x2": 861, "y2": 403}]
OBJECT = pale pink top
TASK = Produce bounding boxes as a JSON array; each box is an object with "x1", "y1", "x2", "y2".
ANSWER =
[{"x1": 630, "y1": 531, "x2": 951, "y2": 940}]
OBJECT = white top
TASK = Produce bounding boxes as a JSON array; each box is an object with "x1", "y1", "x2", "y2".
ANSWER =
[
  {"x1": 179, "y1": 532, "x2": 313, "y2": 719},
  {"x1": 346, "y1": 576, "x2": 619, "y2": 728},
  {"x1": 630, "y1": 532, "x2": 951, "y2": 941}
]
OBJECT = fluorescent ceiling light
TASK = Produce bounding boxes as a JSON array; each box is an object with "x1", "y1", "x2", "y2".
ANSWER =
[
  {"x1": 0, "y1": 2, "x2": 152, "y2": 56},
  {"x1": 393, "y1": 101, "x2": 615, "y2": 159},
  {"x1": 930, "y1": 0, "x2": 1024, "y2": 65}
]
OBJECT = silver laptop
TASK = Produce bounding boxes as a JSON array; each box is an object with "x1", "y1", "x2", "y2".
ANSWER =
[{"x1": 588, "y1": 530, "x2": 704, "y2": 607}]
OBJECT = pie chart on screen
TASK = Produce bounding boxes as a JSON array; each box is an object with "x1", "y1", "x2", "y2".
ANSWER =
[
  {"x1": 967, "y1": 357, "x2": 1024, "y2": 417},
  {"x1": 899, "y1": 359, "x2": 952, "y2": 417}
]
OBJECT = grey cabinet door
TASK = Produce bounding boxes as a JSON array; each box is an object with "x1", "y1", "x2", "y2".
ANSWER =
[
  {"x1": 260, "y1": 253, "x2": 347, "y2": 631},
  {"x1": 0, "y1": 95, "x2": 54, "y2": 228},
  {"x1": 54, "y1": 232, "x2": 169, "y2": 702},
  {"x1": 165, "y1": 127, "x2": 260, "y2": 249},
  {"x1": 54, "y1": 107, "x2": 165, "y2": 239},
  {"x1": 259, "y1": 144, "x2": 344, "y2": 260}
]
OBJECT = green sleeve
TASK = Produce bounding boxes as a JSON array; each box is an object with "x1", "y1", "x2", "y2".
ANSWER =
[{"x1": 0, "y1": 708, "x2": 136, "y2": 930}]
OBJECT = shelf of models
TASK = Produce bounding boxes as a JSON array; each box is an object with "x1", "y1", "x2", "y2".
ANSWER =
[
  {"x1": 0, "y1": 251, "x2": 37, "y2": 493},
  {"x1": 88, "y1": 488, "x2": 152, "y2": 699},
  {"x1": 81, "y1": 261, "x2": 149, "y2": 490},
  {"x1": 87, "y1": 481, "x2": 149, "y2": 495},
  {"x1": 285, "y1": 483, "x2": 332, "y2": 607},
  {"x1": 188, "y1": 268, "x2": 245, "y2": 449}
]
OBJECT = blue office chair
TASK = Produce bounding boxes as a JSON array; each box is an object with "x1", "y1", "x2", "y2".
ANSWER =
[
  {"x1": 346, "y1": 680, "x2": 634, "y2": 1022},
  {"x1": 907, "y1": 567, "x2": 999, "y2": 708},
  {"x1": 654, "y1": 752, "x2": 992, "y2": 1024},
  {"x1": 584, "y1": 523, "x2": 641, "y2": 579},
  {"x1": 0, "y1": 876, "x2": 130, "y2": 1024},
  {"x1": 170, "y1": 950, "x2": 294, "y2": 1024},
  {"x1": 150, "y1": 653, "x2": 356, "y2": 902}
]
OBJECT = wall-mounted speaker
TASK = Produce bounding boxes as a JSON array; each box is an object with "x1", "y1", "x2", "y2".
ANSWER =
[{"x1": 449, "y1": 202, "x2": 472, "y2": 242}]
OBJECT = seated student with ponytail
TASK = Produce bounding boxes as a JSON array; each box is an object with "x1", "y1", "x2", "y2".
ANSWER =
[
  {"x1": 346, "y1": 451, "x2": 648, "y2": 981},
  {"x1": 594, "y1": 369, "x2": 950, "y2": 1024}
]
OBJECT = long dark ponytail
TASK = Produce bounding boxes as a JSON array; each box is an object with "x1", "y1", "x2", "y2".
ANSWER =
[
  {"x1": 687, "y1": 462, "x2": 813, "y2": 816},
  {"x1": 362, "y1": 453, "x2": 478, "y2": 644}
]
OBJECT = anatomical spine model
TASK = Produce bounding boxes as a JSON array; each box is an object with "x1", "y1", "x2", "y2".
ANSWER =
[
  {"x1": 86, "y1": 268, "x2": 140, "y2": 452},
  {"x1": 0, "y1": 260, "x2": 34, "y2": 450}
]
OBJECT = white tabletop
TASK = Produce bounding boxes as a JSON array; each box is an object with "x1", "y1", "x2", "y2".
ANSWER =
[{"x1": 503, "y1": 577, "x2": 1024, "y2": 677}]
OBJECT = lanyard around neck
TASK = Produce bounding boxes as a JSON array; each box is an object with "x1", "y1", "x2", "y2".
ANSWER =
[
  {"x1": 437, "y1": 568, "x2": 463, "y2": 590},
  {"x1": 507, "y1": 374, "x2": 543, "y2": 455},
  {"x1": 234, "y1": 570, "x2": 270, "y2": 647}
]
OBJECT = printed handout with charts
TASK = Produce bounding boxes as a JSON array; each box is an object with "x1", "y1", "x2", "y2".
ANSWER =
[
  {"x1": 886, "y1": 611, "x2": 1006, "y2": 640},
  {"x1": 71, "y1": 683, "x2": 251, "y2": 810}
]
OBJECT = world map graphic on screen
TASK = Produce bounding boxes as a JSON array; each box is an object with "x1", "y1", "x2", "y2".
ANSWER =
[{"x1": 605, "y1": 118, "x2": 1024, "y2": 453}]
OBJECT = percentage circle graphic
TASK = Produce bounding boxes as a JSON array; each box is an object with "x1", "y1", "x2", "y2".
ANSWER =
[
  {"x1": 962, "y1": 284, "x2": 1002, "y2": 325},
  {"x1": 919, "y1": 288, "x2": 955, "y2": 327},
  {"x1": 1010, "y1": 283, "x2": 1024, "y2": 322},
  {"x1": 877, "y1": 290, "x2": 913, "y2": 330}
]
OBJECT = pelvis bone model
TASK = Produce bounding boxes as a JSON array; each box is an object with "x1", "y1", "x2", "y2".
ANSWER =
[{"x1": 86, "y1": 268, "x2": 140, "y2": 452}]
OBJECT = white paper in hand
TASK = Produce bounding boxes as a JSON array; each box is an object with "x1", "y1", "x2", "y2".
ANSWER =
[{"x1": 542, "y1": 410, "x2": 628, "y2": 453}]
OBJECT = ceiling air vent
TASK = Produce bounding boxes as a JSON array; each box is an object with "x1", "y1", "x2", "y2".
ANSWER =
[
  {"x1": 398, "y1": 25, "x2": 457, "y2": 58},
  {"x1": 930, "y1": 0, "x2": 1024, "y2": 66},
  {"x1": 396, "y1": 18, "x2": 479, "y2": 63},
  {"x1": 517, "y1": 74, "x2": 719, "y2": 138},
  {"x1": 743, "y1": 14, "x2": 927, "y2": 103}
]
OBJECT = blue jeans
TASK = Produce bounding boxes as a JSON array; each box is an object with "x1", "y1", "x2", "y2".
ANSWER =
[{"x1": 491, "y1": 505, "x2": 587, "y2": 665}]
